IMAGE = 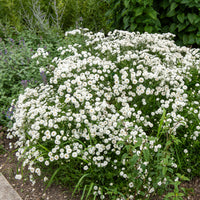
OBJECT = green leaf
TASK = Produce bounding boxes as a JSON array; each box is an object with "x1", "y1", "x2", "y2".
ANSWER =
[
  {"x1": 86, "y1": 182, "x2": 94, "y2": 199},
  {"x1": 123, "y1": 16, "x2": 130, "y2": 29},
  {"x1": 143, "y1": 149, "x2": 150, "y2": 161},
  {"x1": 162, "y1": 166, "x2": 167, "y2": 175},
  {"x1": 124, "y1": 0, "x2": 130, "y2": 8},
  {"x1": 177, "y1": 13, "x2": 185, "y2": 23},
  {"x1": 188, "y1": 33, "x2": 196, "y2": 44},
  {"x1": 45, "y1": 168, "x2": 60, "y2": 192},
  {"x1": 164, "y1": 192, "x2": 175, "y2": 198},
  {"x1": 81, "y1": 185, "x2": 87, "y2": 200},
  {"x1": 157, "y1": 108, "x2": 166, "y2": 138},
  {"x1": 170, "y1": 2, "x2": 178, "y2": 11},
  {"x1": 130, "y1": 154, "x2": 139, "y2": 165},
  {"x1": 196, "y1": 37, "x2": 200, "y2": 45},
  {"x1": 186, "y1": 26, "x2": 197, "y2": 32},
  {"x1": 130, "y1": 23, "x2": 137, "y2": 31},
  {"x1": 160, "y1": 0, "x2": 169, "y2": 9},
  {"x1": 169, "y1": 23, "x2": 177, "y2": 32},
  {"x1": 72, "y1": 174, "x2": 89, "y2": 197},
  {"x1": 187, "y1": 13, "x2": 199, "y2": 24},
  {"x1": 178, "y1": 23, "x2": 188, "y2": 32},
  {"x1": 134, "y1": 7, "x2": 143, "y2": 17},
  {"x1": 144, "y1": 7, "x2": 158, "y2": 20},
  {"x1": 144, "y1": 25, "x2": 153, "y2": 33},
  {"x1": 176, "y1": 173, "x2": 190, "y2": 181},
  {"x1": 166, "y1": 9, "x2": 176, "y2": 17}
]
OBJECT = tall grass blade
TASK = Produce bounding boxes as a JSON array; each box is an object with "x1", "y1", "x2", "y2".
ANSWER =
[
  {"x1": 86, "y1": 182, "x2": 94, "y2": 199},
  {"x1": 81, "y1": 184, "x2": 87, "y2": 200},
  {"x1": 72, "y1": 173, "x2": 89, "y2": 197},
  {"x1": 44, "y1": 168, "x2": 60, "y2": 192}
]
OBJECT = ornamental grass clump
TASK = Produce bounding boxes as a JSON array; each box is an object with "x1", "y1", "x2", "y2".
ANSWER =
[{"x1": 7, "y1": 29, "x2": 200, "y2": 199}]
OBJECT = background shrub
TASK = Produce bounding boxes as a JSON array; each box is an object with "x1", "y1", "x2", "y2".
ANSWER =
[
  {"x1": 106, "y1": 0, "x2": 161, "y2": 33},
  {"x1": 106, "y1": 0, "x2": 200, "y2": 47},
  {"x1": 157, "y1": 0, "x2": 200, "y2": 47}
]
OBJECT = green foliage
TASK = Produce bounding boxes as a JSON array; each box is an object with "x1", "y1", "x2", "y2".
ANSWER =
[
  {"x1": 6, "y1": 29, "x2": 200, "y2": 199},
  {"x1": 77, "y1": 0, "x2": 110, "y2": 33},
  {"x1": 106, "y1": 0, "x2": 161, "y2": 33},
  {"x1": 0, "y1": 26, "x2": 67, "y2": 127},
  {"x1": 155, "y1": 0, "x2": 200, "y2": 46},
  {"x1": 0, "y1": 0, "x2": 110, "y2": 34},
  {"x1": 106, "y1": 0, "x2": 200, "y2": 46}
]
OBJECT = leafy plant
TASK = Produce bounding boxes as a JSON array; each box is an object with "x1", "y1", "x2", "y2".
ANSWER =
[
  {"x1": 157, "y1": 0, "x2": 200, "y2": 46},
  {"x1": 0, "y1": 27, "x2": 68, "y2": 127},
  {"x1": 7, "y1": 29, "x2": 200, "y2": 199},
  {"x1": 106, "y1": 0, "x2": 161, "y2": 33}
]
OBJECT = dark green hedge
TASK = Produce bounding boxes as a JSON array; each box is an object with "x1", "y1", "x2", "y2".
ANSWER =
[{"x1": 106, "y1": 0, "x2": 200, "y2": 47}]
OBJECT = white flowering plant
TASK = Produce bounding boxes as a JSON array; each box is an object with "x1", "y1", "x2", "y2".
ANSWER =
[{"x1": 7, "y1": 29, "x2": 200, "y2": 199}]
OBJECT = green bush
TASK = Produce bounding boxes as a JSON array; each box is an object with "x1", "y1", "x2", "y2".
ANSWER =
[
  {"x1": 7, "y1": 29, "x2": 200, "y2": 199},
  {"x1": 157, "y1": 0, "x2": 200, "y2": 46},
  {"x1": 106, "y1": 0, "x2": 200, "y2": 47},
  {"x1": 77, "y1": 0, "x2": 110, "y2": 33},
  {"x1": 106, "y1": 0, "x2": 161, "y2": 33}
]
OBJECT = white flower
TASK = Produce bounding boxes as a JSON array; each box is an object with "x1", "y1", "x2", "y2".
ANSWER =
[
  {"x1": 157, "y1": 181, "x2": 162, "y2": 186},
  {"x1": 15, "y1": 174, "x2": 22, "y2": 180},
  {"x1": 129, "y1": 182, "x2": 134, "y2": 188},
  {"x1": 184, "y1": 149, "x2": 188, "y2": 154}
]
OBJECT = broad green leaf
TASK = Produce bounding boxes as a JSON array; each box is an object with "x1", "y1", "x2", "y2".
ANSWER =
[
  {"x1": 130, "y1": 23, "x2": 137, "y2": 31},
  {"x1": 188, "y1": 33, "x2": 195, "y2": 44},
  {"x1": 144, "y1": 25, "x2": 153, "y2": 33},
  {"x1": 186, "y1": 26, "x2": 197, "y2": 32},
  {"x1": 160, "y1": 0, "x2": 169, "y2": 9},
  {"x1": 196, "y1": 37, "x2": 200, "y2": 45},
  {"x1": 178, "y1": 23, "x2": 188, "y2": 32},
  {"x1": 169, "y1": 23, "x2": 177, "y2": 32},
  {"x1": 176, "y1": 173, "x2": 190, "y2": 181},
  {"x1": 144, "y1": 7, "x2": 158, "y2": 20},
  {"x1": 177, "y1": 13, "x2": 185, "y2": 23},
  {"x1": 187, "y1": 13, "x2": 199, "y2": 24},
  {"x1": 124, "y1": 0, "x2": 130, "y2": 8},
  {"x1": 166, "y1": 9, "x2": 176, "y2": 17},
  {"x1": 134, "y1": 7, "x2": 143, "y2": 17},
  {"x1": 170, "y1": 2, "x2": 178, "y2": 11}
]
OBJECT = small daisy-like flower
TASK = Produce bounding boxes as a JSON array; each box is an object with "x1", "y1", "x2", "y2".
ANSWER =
[{"x1": 15, "y1": 174, "x2": 22, "y2": 180}]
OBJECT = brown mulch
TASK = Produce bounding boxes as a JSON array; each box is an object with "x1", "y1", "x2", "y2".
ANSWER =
[{"x1": 0, "y1": 127, "x2": 200, "y2": 200}]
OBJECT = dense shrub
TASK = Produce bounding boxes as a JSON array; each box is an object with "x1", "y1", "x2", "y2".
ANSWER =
[
  {"x1": 106, "y1": 0, "x2": 200, "y2": 47},
  {"x1": 7, "y1": 29, "x2": 200, "y2": 199},
  {"x1": 106, "y1": 0, "x2": 161, "y2": 33},
  {"x1": 157, "y1": 0, "x2": 200, "y2": 46}
]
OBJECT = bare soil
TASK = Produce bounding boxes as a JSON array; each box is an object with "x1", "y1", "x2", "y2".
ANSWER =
[{"x1": 0, "y1": 127, "x2": 200, "y2": 200}]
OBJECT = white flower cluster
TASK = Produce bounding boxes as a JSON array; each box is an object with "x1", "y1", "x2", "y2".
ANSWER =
[
  {"x1": 8, "y1": 29, "x2": 200, "y2": 198},
  {"x1": 31, "y1": 48, "x2": 49, "y2": 59}
]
